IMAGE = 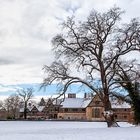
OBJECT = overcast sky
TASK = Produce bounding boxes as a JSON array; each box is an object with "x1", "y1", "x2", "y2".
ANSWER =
[{"x1": 0, "y1": 0, "x2": 140, "y2": 85}]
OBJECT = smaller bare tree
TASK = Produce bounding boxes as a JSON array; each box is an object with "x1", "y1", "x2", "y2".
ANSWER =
[
  {"x1": 4, "y1": 94, "x2": 21, "y2": 119},
  {"x1": 18, "y1": 88, "x2": 34, "y2": 119},
  {"x1": 0, "y1": 100, "x2": 3, "y2": 108}
]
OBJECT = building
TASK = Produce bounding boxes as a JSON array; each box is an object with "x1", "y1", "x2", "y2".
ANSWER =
[
  {"x1": 42, "y1": 98, "x2": 61, "y2": 119},
  {"x1": 112, "y1": 101, "x2": 132, "y2": 122},
  {"x1": 19, "y1": 93, "x2": 133, "y2": 122},
  {"x1": 58, "y1": 97, "x2": 89, "y2": 120},
  {"x1": 58, "y1": 93, "x2": 132, "y2": 122},
  {"x1": 19, "y1": 98, "x2": 61, "y2": 120}
]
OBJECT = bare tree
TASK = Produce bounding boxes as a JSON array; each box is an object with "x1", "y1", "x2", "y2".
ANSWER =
[
  {"x1": 4, "y1": 94, "x2": 21, "y2": 119},
  {"x1": 0, "y1": 100, "x2": 3, "y2": 108},
  {"x1": 42, "y1": 7, "x2": 140, "y2": 127},
  {"x1": 18, "y1": 88, "x2": 34, "y2": 119}
]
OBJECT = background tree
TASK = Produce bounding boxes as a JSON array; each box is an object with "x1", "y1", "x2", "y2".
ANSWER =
[
  {"x1": 42, "y1": 7, "x2": 140, "y2": 127},
  {"x1": 0, "y1": 100, "x2": 7, "y2": 119},
  {"x1": 0, "y1": 100, "x2": 3, "y2": 108},
  {"x1": 4, "y1": 94, "x2": 21, "y2": 119},
  {"x1": 18, "y1": 88, "x2": 34, "y2": 119},
  {"x1": 114, "y1": 61, "x2": 140, "y2": 125}
]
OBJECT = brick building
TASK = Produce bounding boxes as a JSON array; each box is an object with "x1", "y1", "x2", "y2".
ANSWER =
[
  {"x1": 58, "y1": 93, "x2": 132, "y2": 122},
  {"x1": 19, "y1": 98, "x2": 61, "y2": 120},
  {"x1": 19, "y1": 93, "x2": 133, "y2": 122}
]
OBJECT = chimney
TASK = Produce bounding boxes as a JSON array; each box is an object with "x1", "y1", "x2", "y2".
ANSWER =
[
  {"x1": 84, "y1": 93, "x2": 87, "y2": 98},
  {"x1": 84, "y1": 93, "x2": 94, "y2": 99},
  {"x1": 68, "y1": 93, "x2": 76, "y2": 98}
]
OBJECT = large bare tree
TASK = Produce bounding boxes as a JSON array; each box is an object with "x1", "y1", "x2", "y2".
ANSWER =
[
  {"x1": 42, "y1": 7, "x2": 140, "y2": 127},
  {"x1": 18, "y1": 88, "x2": 34, "y2": 119}
]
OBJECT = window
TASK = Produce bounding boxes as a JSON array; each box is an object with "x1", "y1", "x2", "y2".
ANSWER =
[
  {"x1": 124, "y1": 109, "x2": 127, "y2": 111},
  {"x1": 54, "y1": 114, "x2": 57, "y2": 118},
  {"x1": 115, "y1": 115, "x2": 117, "y2": 119},
  {"x1": 82, "y1": 108, "x2": 86, "y2": 112},
  {"x1": 55, "y1": 107, "x2": 58, "y2": 111},
  {"x1": 72, "y1": 109, "x2": 78, "y2": 112},
  {"x1": 92, "y1": 108, "x2": 100, "y2": 118},
  {"x1": 65, "y1": 108, "x2": 68, "y2": 112},
  {"x1": 95, "y1": 101, "x2": 100, "y2": 105},
  {"x1": 124, "y1": 115, "x2": 127, "y2": 119},
  {"x1": 68, "y1": 117, "x2": 70, "y2": 120}
]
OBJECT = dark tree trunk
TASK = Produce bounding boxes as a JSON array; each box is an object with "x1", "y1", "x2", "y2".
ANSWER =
[
  {"x1": 132, "y1": 98, "x2": 140, "y2": 125},
  {"x1": 103, "y1": 94, "x2": 119, "y2": 127},
  {"x1": 24, "y1": 109, "x2": 27, "y2": 120},
  {"x1": 24, "y1": 102, "x2": 27, "y2": 120},
  {"x1": 104, "y1": 111, "x2": 119, "y2": 127}
]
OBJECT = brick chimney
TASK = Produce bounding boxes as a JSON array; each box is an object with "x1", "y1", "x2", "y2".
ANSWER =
[{"x1": 68, "y1": 93, "x2": 76, "y2": 98}]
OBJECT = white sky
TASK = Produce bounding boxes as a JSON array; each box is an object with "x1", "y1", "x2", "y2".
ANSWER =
[{"x1": 0, "y1": 0, "x2": 140, "y2": 85}]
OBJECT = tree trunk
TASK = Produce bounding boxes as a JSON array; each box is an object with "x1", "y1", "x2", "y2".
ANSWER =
[
  {"x1": 24, "y1": 109, "x2": 27, "y2": 120},
  {"x1": 103, "y1": 95, "x2": 119, "y2": 127},
  {"x1": 24, "y1": 102, "x2": 27, "y2": 120},
  {"x1": 133, "y1": 99, "x2": 140, "y2": 125},
  {"x1": 104, "y1": 110, "x2": 119, "y2": 127}
]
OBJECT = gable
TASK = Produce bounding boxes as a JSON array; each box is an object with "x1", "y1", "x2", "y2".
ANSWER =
[
  {"x1": 31, "y1": 106, "x2": 38, "y2": 112},
  {"x1": 88, "y1": 95, "x2": 104, "y2": 107}
]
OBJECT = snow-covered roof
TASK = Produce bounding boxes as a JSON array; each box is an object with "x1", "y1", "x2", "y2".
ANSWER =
[
  {"x1": 61, "y1": 98, "x2": 92, "y2": 108},
  {"x1": 28, "y1": 105, "x2": 34, "y2": 111},
  {"x1": 19, "y1": 96, "x2": 131, "y2": 113},
  {"x1": 37, "y1": 106, "x2": 45, "y2": 112},
  {"x1": 19, "y1": 103, "x2": 38, "y2": 112},
  {"x1": 111, "y1": 102, "x2": 131, "y2": 109},
  {"x1": 19, "y1": 108, "x2": 24, "y2": 113}
]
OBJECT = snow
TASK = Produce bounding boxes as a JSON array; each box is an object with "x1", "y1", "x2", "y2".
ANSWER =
[
  {"x1": 0, "y1": 121, "x2": 139, "y2": 140},
  {"x1": 60, "y1": 97, "x2": 131, "y2": 109},
  {"x1": 19, "y1": 108, "x2": 24, "y2": 112},
  {"x1": 61, "y1": 98, "x2": 92, "y2": 108},
  {"x1": 112, "y1": 101, "x2": 131, "y2": 109},
  {"x1": 37, "y1": 106, "x2": 45, "y2": 112}
]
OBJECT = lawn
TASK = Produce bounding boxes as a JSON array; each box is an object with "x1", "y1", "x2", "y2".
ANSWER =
[{"x1": 0, "y1": 121, "x2": 139, "y2": 140}]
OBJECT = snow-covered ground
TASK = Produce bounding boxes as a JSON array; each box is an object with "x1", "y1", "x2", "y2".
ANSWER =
[{"x1": 0, "y1": 121, "x2": 139, "y2": 140}]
